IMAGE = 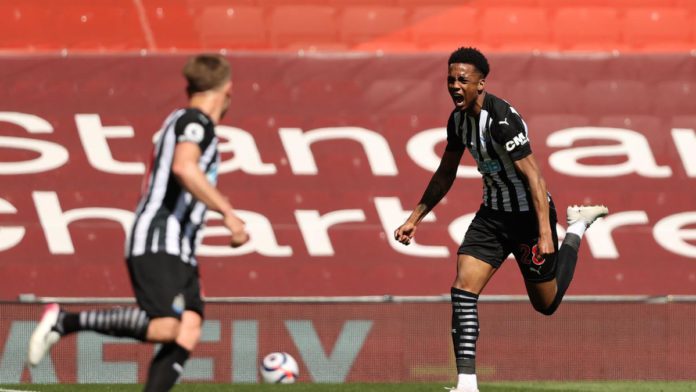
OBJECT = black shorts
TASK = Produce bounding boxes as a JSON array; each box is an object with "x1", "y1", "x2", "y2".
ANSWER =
[
  {"x1": 126, "y1": 253, "x2": 204, "y2": 319},
  {"x1": 458, "y1": 202, "x2": 559, "y2": 283}
]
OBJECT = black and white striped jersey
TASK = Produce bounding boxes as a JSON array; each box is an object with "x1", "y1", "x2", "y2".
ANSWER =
[
  {"x1": 446, "y1": 92, "x2": 535, "y2": 212},
  {"x1": 125, "y1": 108, "x2": 220, "y2": 265}
]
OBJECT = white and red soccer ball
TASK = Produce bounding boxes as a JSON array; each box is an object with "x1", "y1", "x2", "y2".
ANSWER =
[{"x1": 260, "y1": 352, "x2": 299, "y2": 384}]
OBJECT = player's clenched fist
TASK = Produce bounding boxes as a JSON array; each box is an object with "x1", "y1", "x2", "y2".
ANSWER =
[
  {"x1": 230, "y1": 230, "x2": 249, "y2": 248},
  {"x1": 394, "y1": 221, "x2": 417, "y2": 246},
  {"x1": 224, "y1": 211, "x2": 249, "y2": 247}
]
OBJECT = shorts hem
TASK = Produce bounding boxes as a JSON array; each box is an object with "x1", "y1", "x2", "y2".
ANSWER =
[
  {"x1": 523, "y1": 274, "x2": 556, "y2": 283},
  {"x1": 457, "y1": 249, "x2": 504, "y2": 269}
]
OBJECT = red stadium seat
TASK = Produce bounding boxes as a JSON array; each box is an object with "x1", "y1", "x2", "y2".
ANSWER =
[
  {"x1": 0, "y1": 3, "x2": 49, "y2": 50},
  {"x1": 340, "y1": 6, "x2": 409, "y2": 48},
  {"x1": 54, "y1": 1, "x2": 146, "y2": 51},
  {"x1": 145, "y1": 1, "x2": 201, "y2": 50},
  {"x1": 184, "y1": 0, "x2": 256, "y2": 5},
  {"x1": 409, "y1": 6, "x2": 479, "y2": 51},
  {"x1": 553, "y1": 7, "x2": 621, "y2": 51},
  {"x1": 398, "y1": 0, "x2": 472, "y2": 5},
  {"x1": 195, "y1": 6, "x2": 267, "y2": 49},
  {"x1": 268, "y1": 5, "x2": 341, "y2": 50},
  {"x1": 480, "y1": 7, "x2": 555, "y2": 51},
  {"x1": 1, "y1": 0, "x2": 146, "y2": 52},
  {"x1": 622, "y1": 8, "x2": 694, "y2": 51},
  {"x1": 540, "y1": 0, "x2": 676, "y2": 6}
]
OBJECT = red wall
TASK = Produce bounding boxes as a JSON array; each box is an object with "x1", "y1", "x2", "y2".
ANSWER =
[{"x1": 1, "y1": 54, "x2": 695, "y2": 298}]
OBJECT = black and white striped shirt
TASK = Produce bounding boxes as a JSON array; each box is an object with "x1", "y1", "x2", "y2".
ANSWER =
[
  {"x1": 126, "y1": 108, "x2": 220, "y2": 265},
  {"x1": 446, "y1": 93, "x2": 534, "y2": 212}
]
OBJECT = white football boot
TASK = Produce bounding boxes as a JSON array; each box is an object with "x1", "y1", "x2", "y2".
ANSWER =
[
  {"x1": 566, "y1": 205, "x2": 609, "y2": 227},
  {"x1": 27, "y1": 303, "x2": 61, "y2": 366}
]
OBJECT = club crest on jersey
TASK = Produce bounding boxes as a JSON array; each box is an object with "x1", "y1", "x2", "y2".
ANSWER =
[
  {"x1": 505, "y1": 132, "x2": 529, "y2": 152},
  {"x1": 179, "y1": 123, "x2": 205, "y2": 144}
]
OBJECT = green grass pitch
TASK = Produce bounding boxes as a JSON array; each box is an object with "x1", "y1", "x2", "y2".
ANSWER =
[{"x1": 3, "y1": 382, "x2": 696, "y2": 392}]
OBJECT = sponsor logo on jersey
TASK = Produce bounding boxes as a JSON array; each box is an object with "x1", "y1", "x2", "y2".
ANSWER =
[
  {"x1": 477, "y1": 160, "x2": 502, "y2": 174},
  {"x1": 505, "y1": 132, "x2": 529, "y2": 152}
]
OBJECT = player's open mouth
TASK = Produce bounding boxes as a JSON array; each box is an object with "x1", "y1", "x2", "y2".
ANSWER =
[{"x1": 452, "y1": 94, "x2": 465, "y2": 104}]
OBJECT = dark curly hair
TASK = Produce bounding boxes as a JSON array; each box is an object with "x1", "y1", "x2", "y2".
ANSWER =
[{"x1": 448, "y1": 47, "x2": 490, "y2": 77}]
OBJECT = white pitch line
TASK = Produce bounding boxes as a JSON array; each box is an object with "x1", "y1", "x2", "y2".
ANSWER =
[{"x1": 0, "y1": 388, "x2": 39, "y2": 392}]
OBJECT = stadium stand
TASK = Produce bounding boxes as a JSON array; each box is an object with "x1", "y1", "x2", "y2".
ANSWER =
[
  {"x1": 409, "y1": 6, "x2": 479, "y2": 51},
  {"x1": 480, "y1": 7, "x2": 553, "y2": 51},
  {"x1": 552, "y1": 7, "x2": 621, "y2": 51},
  {"x1": 622, "y1": 7, "x2": 694, "y2": 51},
  {"x1": 269, "y1": 5, "x2": 343, "y2": 50},
  {"x1": 197, "y1": 6, "x2": 268, "y2": 49},
  {"x1": 0, "y1": 0, "x2": 694, "y2": 53}
]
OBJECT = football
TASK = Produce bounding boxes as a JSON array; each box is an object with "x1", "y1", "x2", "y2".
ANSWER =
[{"x1": 260, "y1": 352, "x2": 300, "y2": 384}]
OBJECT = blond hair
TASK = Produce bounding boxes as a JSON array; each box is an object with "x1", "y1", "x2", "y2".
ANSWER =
[{"x1": 182, "y1": 54, "x2": 231, "y2": 96}]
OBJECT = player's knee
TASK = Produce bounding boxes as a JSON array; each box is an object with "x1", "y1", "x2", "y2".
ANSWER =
[
  {"x1": 176, "y1": 311, "x2": 202, "y2": 350},
  {"x1": 452, "y1": 275, "x2": 481, "y2": 294},
  {"x1": 453, "y1": 281, "x2": 476, "y2": 293},
  {"x1": 147, "y1": 317, "x2": 180, "y2": 342},
  {"x1": 176, "y1": 324, "x2": 201, "y2": 350}
]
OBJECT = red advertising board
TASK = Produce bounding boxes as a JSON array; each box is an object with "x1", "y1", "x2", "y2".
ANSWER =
[
  {"x1": 1, "y1": 301, "x2": 695, "y2": 383},
  {"x1": 0, "y1": 54, "x2": 695, "y2": 298}
]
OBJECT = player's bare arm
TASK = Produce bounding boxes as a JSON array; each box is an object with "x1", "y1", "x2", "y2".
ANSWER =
[
  {"x1": 172, "y1": 141, "x2": 249, "y2": 247},
  {"x1": 513, "y1": 153, "x2": 553, "y2": 257},
  {"x1": 395, "y1": 148, "x2": 464, "y2": 245}
]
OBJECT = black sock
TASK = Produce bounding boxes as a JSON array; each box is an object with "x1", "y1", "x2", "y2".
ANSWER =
[
  {"x1": 145, "y1": 343, "x2": 190, "y2": 392},
  {"x1": 55, "y1": 312, "x2": 79, "y2": 335},
  {"x1": 54, "y1": 307, "x2": 149, "y2": 341},
  {"x1": 556, "y1": 233, "x2": 581, "y2": 295},
  {"x1": 542, "y1": 233, "x2": 581, "y2": 315},
  {"x1": 451, "y1": 287, "x2": 479, "y2": 375}
]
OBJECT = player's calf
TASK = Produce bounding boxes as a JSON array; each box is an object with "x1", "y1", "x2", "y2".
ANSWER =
[
  {"x1": 58, "y1": 307, "x2": 150, "y2": 340},
  {"x1": 451, "y1": 288, "x2": 480, "y2": 392},
  {"x1": 145, "y1": 342, "x2": 190, "y2": 392},
  {"x1": 537, "y1": 205, "x2": 610, "y2": 316}
]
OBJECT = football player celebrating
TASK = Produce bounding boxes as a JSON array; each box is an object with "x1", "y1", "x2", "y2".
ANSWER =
[{"x1": 394, "y1": 47, "x2": 608, "y2": 392}]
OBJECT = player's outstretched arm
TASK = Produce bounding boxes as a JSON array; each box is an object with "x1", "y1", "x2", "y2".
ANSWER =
[
  {"x1": 514, "y1": 153, "x2": 553, "y2": 257},
  {"x1": 172, "y1": 142, "x2": 249, "y2": 247},
  {"x1": 394, "y1": 148, "x2": 464, "y2": 245}
]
